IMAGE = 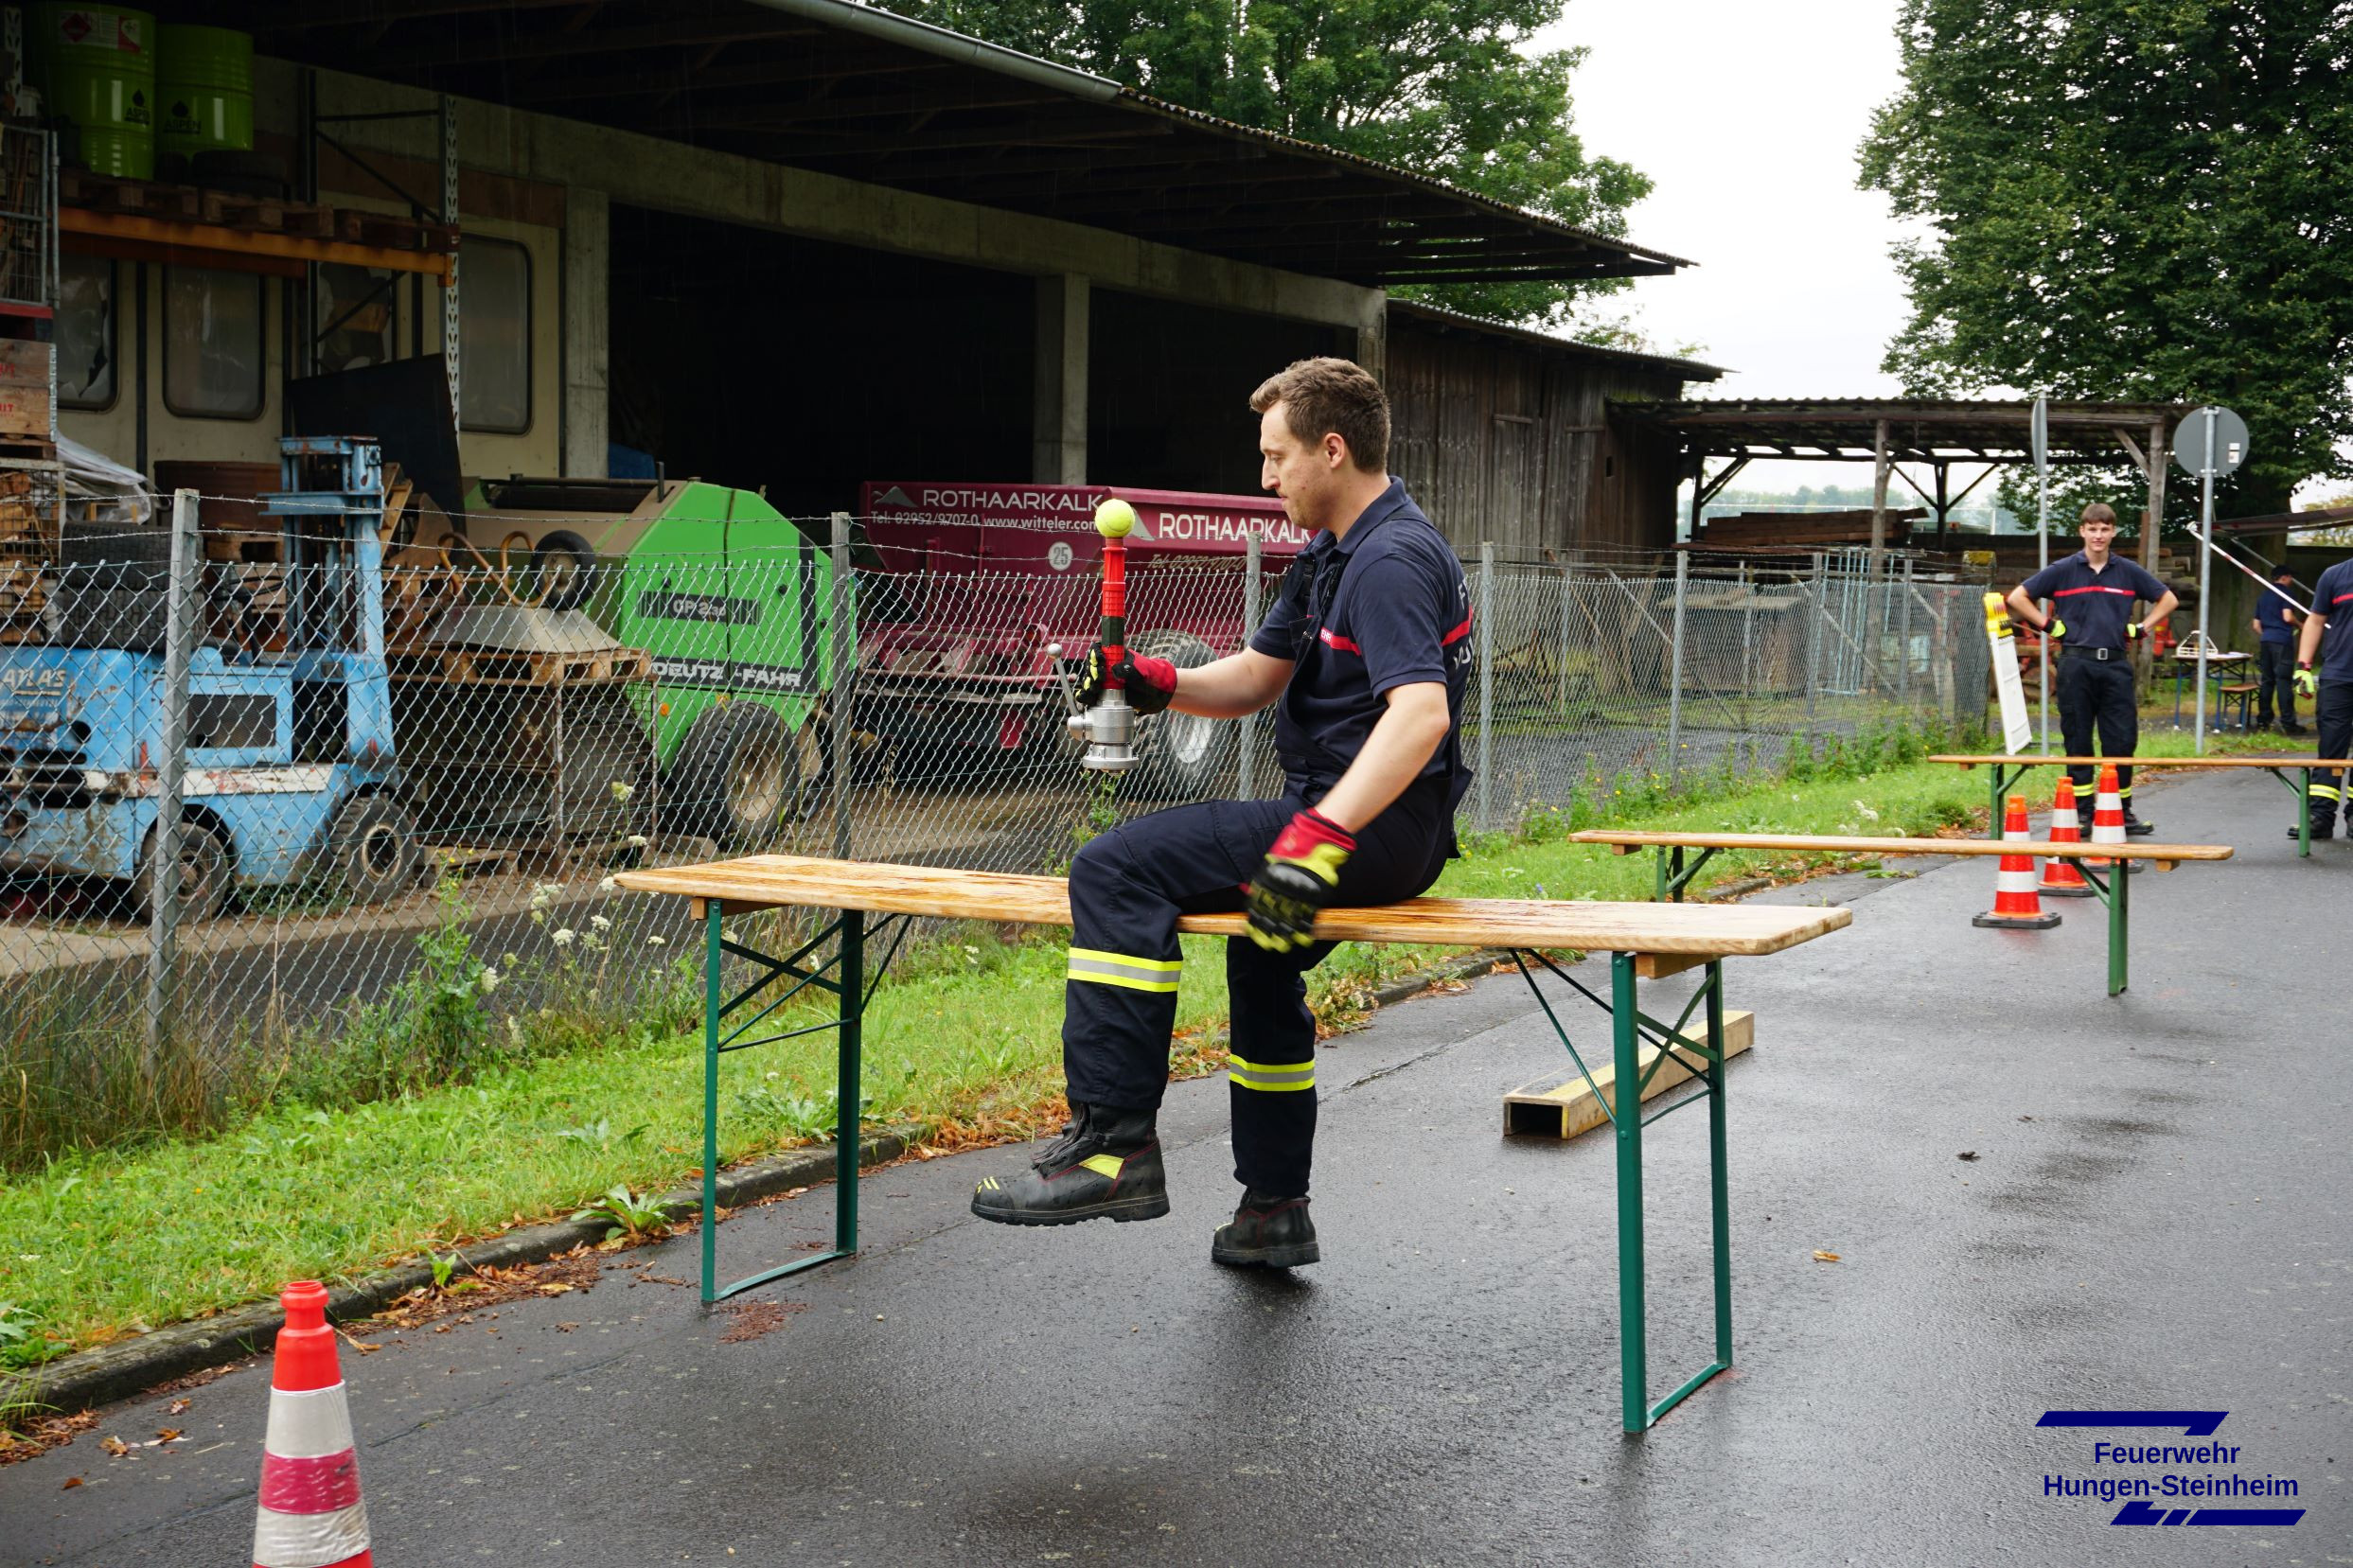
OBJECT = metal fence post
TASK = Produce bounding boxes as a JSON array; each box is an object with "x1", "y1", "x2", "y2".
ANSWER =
[
  {"x1": 1476, "y1": 541, "x2": 1494, "y2": 833},
  {"x1": 1240, "y1": 531, "x2": 1260, "y2": 800},
  {"x1": 1805, "y1": 552, "x2": 1823, "y2": 736},
  {"x1": 144, "y1": 488, "x2": 202, "y2": 1070},
  {"x1": 1666, "y1": 551, "x2": 1690, "y2": 786},
  {"x1": 829, "y1": 510, "x2": 855, "y2": 860},
  {"x1": 1557, "y1": 562, "x2": 1573, "y2": 716}
]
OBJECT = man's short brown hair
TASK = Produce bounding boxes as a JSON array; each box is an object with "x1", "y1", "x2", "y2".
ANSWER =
[
  {"x1": 2079, "y1": 502, "x2": 2118, "y2": 526},
  {"x1": 1249, "y1": 357, "x2": 1389, "y2": 473}
]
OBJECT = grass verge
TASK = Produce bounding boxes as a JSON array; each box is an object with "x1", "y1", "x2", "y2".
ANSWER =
[{"x1": 0, "y1": 717, "x2": 2280, "y2": 1367}]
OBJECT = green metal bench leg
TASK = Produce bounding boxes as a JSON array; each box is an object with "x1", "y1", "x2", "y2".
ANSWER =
[
  {"x1": 1706, "y1": 960, "x2": 1733, "y2": 1372},
  {"x1": 835, "y1": 909, "x2": 864, "y2": 1255},
  {"x1": 699, "y1": 906, "x2": 873, "y2": 1304},
  {"x1": 1613, "y1": 952, "x2": 1647, "y2": 1432},
  {"x1": 1613, "y1": 952, "x2": 1734, "y2": 1433},
  {"x1": 701, "y1": 902, "x2": 723, "y2": 1301},
  {"x1": 2107, "y1": 853, "x2": 2129, "y2": 997},
  {"x1": 2301, "y1": 768, "x2": 2311, "y2": 860}
]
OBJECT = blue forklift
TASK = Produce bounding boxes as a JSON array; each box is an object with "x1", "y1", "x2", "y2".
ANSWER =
[{"x1": 0, "y1": 437, "x2": 418, "y2": 920}]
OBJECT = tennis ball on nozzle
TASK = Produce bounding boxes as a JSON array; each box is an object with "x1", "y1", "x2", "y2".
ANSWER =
[{"x1": 1094, "y1": 497, "x2": 1138, "y2": 538}]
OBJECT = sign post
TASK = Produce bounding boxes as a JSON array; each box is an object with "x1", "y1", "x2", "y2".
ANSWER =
[
  {"x1": 2031, "y1": 396, "x2": 2050, "y2": 753},
  {"x1": 2170, "y1": 406, "x2": 2250, "y2": 753}
]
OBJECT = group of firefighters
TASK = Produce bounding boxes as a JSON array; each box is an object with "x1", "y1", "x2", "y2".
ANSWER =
[{"x1": 967, "y1": 358, "x2": 2350, "y2": 1268}]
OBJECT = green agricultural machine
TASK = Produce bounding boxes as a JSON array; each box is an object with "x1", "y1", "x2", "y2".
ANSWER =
[{"x1": 444, "y1": 476, "x2": 839, "y2": 848}]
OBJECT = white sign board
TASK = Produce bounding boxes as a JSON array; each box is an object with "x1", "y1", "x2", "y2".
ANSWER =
[{"x1": 1984, "y1": 593, "x2": 2033, "y2": 754}]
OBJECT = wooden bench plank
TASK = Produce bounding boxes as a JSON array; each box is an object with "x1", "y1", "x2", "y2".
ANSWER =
[
  {"x1": 611, "y1": 853, "x2": 1853, "y2": 957},
  {"x1": 1566, "y1": 830, "x2": 2232, "y2": 862},
  {"x1": 1928, "y1": 753, "x2": 2329, "y2": 769}
]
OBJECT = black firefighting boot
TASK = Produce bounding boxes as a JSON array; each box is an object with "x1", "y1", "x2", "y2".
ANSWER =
[
  {"x1": 1210, "y1": 1189, "x2": 1319, "y2": 1269},
  {"x1": 970, "y1": 1102, "x2": 1169, "y2": 1225},
  {"x1": 2121, "y1": 807, "x2": 2154, "y2": 837}
]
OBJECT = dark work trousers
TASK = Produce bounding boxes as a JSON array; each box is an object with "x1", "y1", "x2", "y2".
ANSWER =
[
  {"x1": 1061, "y1": 778, "x2": 1454, "y2": 1198},
  {"x1": 2057, "y1": 654, "x2": 2139, "y2": 803},
  {"x1": 2309, "y1": 680, "x2": 2351, "y2": 835},
  {"x1": 2256, "y1": 641, "x2": 2299, "y2": 728}
]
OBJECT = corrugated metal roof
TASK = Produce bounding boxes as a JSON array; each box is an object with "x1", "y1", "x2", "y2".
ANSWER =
[
  {"x1": 202, "y1": 0, "x2": 1692, "y2": 289},
  {"x1": 1386, "y1": 300, "x2": 1725, "y2": 380}
]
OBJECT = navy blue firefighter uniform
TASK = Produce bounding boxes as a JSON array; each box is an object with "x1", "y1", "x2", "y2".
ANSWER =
[
  {"x1": 2022, "y1": 551, "x2": 2170, "y2": 829},
  {"x1": 973, "y1": 480, "x2": 1469, "y2": 1233},
  {"x1": 2303, "y1": 558, "x2": 2353, "y2": 839}
]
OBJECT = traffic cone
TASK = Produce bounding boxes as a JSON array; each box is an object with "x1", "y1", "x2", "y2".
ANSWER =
[
  {"x1": 2037, "y1": 777, "x2": 2096, "y2": 898},
  {"x1": 2088, "y1": 764, "x2": 2140, "y2": 876},
  {"x1": 252, "y1": 1282, "x2": 373, "y2": 1568},
  {"x1": 1973, "y1": 793, "x2": 2061, "y2": 929}
]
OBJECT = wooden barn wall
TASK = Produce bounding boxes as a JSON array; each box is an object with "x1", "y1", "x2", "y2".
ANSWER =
[{"x1": 1387, "y1": 324, "x2": 1686, "y2": 560}]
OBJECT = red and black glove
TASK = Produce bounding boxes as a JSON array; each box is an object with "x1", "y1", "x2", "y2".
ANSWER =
[
  {"x1": 1246, "y1": 809, "x2": 1355, "y2": 952},
  {"x1": 1075, "y1": 644, "x2": 1178, "y2": 714}
]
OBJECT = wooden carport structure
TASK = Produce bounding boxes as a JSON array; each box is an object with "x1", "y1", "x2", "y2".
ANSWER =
[{"x1": 1617, "y1": 398, "x2": 2194, "y2": 569}]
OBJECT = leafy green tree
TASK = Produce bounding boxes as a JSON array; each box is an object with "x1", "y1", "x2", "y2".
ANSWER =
[
  {"x1": 1859, "y1": 1, "x2": 2353, "y2": 522},
  {"x1": 878, "y1": 0, "x2": 1649, "y2": 331}
]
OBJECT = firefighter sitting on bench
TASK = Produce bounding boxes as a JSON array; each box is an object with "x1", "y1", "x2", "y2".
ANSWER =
[
  {"x1": 970, "y1": 357, "x2": 1471, "y2": 1268},
  {"x1": 2006, "y1": 502, "x2": 2178, "y2": 835}
]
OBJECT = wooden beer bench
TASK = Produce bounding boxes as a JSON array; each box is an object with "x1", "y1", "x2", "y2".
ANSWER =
[
  {"x1": 1567, "y1": 830, "x2": 2233, "y2": 996},
  {"x1": 612, "y1": 852, "x2": 1851, "y2": 1434},
  {"x1": 1928, "y1": 753, "x2": 2337, "y2": 858}
]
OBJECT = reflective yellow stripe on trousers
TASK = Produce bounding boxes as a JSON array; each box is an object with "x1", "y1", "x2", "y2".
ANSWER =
[
  {"x1": 1067, "y1": 947, "x2": 1183, "y2": 993},
  {"x1": 1228, "y1": 1055, "x2": 1315, "y2": 1092}
]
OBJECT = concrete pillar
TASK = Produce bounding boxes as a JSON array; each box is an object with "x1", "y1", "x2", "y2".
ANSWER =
[
  {"x1": 1033, "y1": 273, "x2": 1088, "y2": 484},
  {"x1": 1354, "y1": 293, "x2": 1386, "y2": 382},
  {"x1": 562, "y1": 187, "x2": 610, "y2": 478}
]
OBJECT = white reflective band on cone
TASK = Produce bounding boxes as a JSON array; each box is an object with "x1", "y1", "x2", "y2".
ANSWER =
[
  {"x1": 263, "y1": 1383, "x2": 357, "y2": 1459},
  {"x1": 1996, "y1": 870, "x2": 2038, "y2": 891},
  {"x1": 252, "y1": 1499, "x2": 371, "y2": 1568}
]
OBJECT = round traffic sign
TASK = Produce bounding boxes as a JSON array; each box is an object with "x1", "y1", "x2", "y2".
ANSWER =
[{"x1": 2170, "y1": 406, "x2": 2249, "y2": 477}]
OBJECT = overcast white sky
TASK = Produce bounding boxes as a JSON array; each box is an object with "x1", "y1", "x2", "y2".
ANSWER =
[{"x1": 1530, "y1": 0, "x2": 1920, "y2": 495}]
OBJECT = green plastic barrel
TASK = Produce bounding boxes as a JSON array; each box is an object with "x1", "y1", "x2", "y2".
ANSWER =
[
  {"x1": 28, "y1": 5, "x2": 156, "y2": 181},
  {"x1": 158, "y1": 24, "x2": 254, "y2": 160}
]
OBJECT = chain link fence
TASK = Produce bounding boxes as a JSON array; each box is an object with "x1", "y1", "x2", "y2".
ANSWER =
[{"x1": 0, "y1": 499, "x2": 1988, "y2": 1162}]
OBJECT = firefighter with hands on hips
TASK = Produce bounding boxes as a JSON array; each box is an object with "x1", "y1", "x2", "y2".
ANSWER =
[
  {"x1": 2291, "y1": 555, "x2": 2353, "y2": 840},
  {"x1": 2005, "y1": 502, "x2": 2178, "y2": 836},
  {"x1": 970, "y1": 357, "x2": 1471, "y2": 1269}
]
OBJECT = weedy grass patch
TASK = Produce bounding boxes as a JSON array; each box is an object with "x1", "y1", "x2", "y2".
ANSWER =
[{"x1": 8, "y1": 716, "x2": 2271, "y2": 1365}]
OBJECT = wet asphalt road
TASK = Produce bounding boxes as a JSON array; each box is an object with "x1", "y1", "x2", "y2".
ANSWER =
[{"x1": 5, "y1": 768, "x2": 2346, "y2": 1566}]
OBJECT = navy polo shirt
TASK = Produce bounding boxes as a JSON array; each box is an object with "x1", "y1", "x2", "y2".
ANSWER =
[
  {"x1": 2313, "y1": 559, "x2": 2353, "y2": 682},
  {"x1": 2257, "y1": 587, "x2": 2298, "y2": 644},
  {"x1": 1249, "y1": 477, "x2": 1472, "y2": 790},
  {"x1": 2020, "y1": 552, "x2": 2170, "y2": 651}
]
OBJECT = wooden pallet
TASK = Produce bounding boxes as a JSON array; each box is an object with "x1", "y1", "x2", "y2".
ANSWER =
[{"x1": 389, "y1": 644, "x2": 655, "y2": 687}]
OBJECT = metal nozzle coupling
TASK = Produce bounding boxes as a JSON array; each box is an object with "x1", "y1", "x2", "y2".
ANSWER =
[{"x1": 1069, "y1": 688, "x2": 1141, "y2": 772}]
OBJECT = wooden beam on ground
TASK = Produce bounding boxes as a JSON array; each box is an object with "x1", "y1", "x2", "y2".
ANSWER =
[{"x1": 1505, "y1": 1011, "x2": 1755, "y2": 1139}]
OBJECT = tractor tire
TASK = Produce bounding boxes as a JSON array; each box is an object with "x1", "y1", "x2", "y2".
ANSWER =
[
  {"x1": 529, "y1": 530, "x2": 600, "y2": 611},
  {"x1": 557, "y1": 715, "x2": 658, "y2": 845},
  {"x1": 666, "y1": 703, "x2": 788, "y2": 850},
  {"x1": 1126, "y1": 630, "x2": 1236, "y2": 801},
  {"x1": 133, "y1": 818, "x2": 235, "y2": 925},
  {"x1": 325, "y1": 794, "x2": 422, "y2": 906}
]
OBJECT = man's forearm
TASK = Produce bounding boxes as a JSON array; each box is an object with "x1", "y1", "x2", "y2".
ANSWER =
[
  {"x1": 1312, "y1": 684, "x2": 1451, "y2": 833},
  {"x1": 2299, "y1": 615, "x2": 2326, "y2": 666},
  {"x1": 2004, "y1": 586, "x2": 2042, "y2": 626},
  {"x1": 2140, "y1": 593, "x2": 2177, "y2": 632},
  {"x1": 1168, "y1": 650, "x2": 1289, "y2": 719}
]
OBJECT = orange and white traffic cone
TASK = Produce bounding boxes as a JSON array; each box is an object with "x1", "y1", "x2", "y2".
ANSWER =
[
  {"x1": 253, "y1": 1282, "x2": 373, "y2": 1568},
  {"x1": 1973, "y1": 793, "x2": 2061, "y2": 929},
  {"x1": 2088, "y1": 763, "x2": 2140, "y2": 875},
  {"x1": 2038, "y1": 777, "x2": 2096, "y2": 898}
]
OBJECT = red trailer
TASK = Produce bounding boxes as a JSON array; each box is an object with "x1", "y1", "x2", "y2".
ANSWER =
[{"x1": 854, "y1": 481, "x2": 1306, "y2": 796}]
